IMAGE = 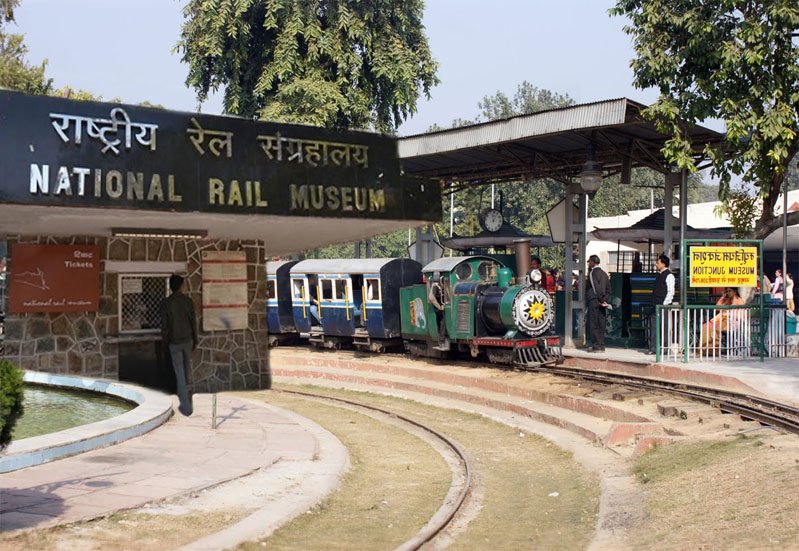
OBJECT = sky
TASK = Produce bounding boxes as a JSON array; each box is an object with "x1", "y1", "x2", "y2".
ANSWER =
[{"x1": 12, "y1": 0, "x2": 668, "y2": 136}]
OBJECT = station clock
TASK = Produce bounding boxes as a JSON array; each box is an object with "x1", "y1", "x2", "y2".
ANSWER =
[{"x1": 481, "y1": 208, "x2": 504, "y2": 232}]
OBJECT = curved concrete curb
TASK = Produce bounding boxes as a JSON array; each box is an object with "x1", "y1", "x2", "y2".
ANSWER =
[
  {"x1": 0, "y1": 372, "x2": 173, "y2": 473},
  {"x1": 178, "y1": 397, "x2": 349, "y2": 551}
]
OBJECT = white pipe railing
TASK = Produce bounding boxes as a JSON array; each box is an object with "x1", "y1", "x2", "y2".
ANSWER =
[{"x1": 656, "y1": 305, "x2": 787, "y2": 362}]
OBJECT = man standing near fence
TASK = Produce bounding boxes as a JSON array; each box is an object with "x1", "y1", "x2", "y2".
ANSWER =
[
  {"x1": 161, "y1": 274, "x2": 197, "y2": 416},
  {"x1": 647, "y1": 254, "x2": 675, "y2": 355}
]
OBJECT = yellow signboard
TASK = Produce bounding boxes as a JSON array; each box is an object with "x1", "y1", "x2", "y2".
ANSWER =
[{"x1": 689, "y1": 246, "x2": 758, "y2": 287}]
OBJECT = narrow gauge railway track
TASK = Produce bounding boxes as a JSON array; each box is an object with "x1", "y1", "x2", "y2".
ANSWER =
[
  {"x1": 275, "y1": 389, "x2": 474, "y2": 551},
  {"x1": 525, "y1": 364, "x2": 799, "y2": 435}
]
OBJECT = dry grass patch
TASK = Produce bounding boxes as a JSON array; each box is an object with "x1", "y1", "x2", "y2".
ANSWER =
[
  {"x1": 632, "y1": 432, "x2": 799, "y2": 550},
  {"x1": 251, "y1": 384, "x2": 599, "y2": 550},
  {"x1": 0, "y1": 509, "x2": 243, "y2": 551}
]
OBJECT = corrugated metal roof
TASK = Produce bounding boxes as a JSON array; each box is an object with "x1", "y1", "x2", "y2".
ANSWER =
[
  {"x1": 290, "y1": 258, "x2": 403, "y2": 275},
  {"x1": 399, "y1": 99, "x2": 631, "y2": 158},
  {"x1": 422, "y1": 255, "x2": 498, "y2": 273}
]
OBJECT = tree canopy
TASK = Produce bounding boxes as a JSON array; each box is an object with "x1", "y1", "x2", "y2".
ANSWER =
[
  {"x1": 178, "y1": 0, "x2": 439, "y2": 132},
  {"x1": 610, "y1": 0, "x2": 799, "y2": 238}
]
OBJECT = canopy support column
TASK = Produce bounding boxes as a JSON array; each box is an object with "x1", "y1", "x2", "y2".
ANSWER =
[
  {"x1": 563, "y1": 188, "x2": 588, "y2": 348},
  {"x1": 679, "y1": 169, "x2": 688, "y2": 263}
]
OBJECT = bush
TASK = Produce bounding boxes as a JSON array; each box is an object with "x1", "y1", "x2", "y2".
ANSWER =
[{"x1": 0, "y1": 359, "x2": 25, "y2": 451}]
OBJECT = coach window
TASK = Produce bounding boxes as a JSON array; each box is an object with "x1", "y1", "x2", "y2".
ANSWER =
[
  {"x1": 334, "y1": 278, "x2": 348, "y2": 300},
  {"x1": 321, "y1": 279, "x2": 334, "y2": 300},
  {"x1": 365, "y1": 278, "x2": 380, "y2": 301},
  {"x1": 292, "y1": 279, "x2": 306, "y2": 300},
  {"x1": 266, "y1": 279, "x2": 277, "y2": 300}
]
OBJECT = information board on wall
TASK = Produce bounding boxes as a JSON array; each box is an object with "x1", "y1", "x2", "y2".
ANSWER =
[
  {"x1": 9, "y1": 244, "x2": 100, "y2": 313},
  {"x1": 689, "y1": 246, "x2": 758, "y2": 287},
  {"x1": 202, "y1": 250, "x2": 248, "y2": 331}
]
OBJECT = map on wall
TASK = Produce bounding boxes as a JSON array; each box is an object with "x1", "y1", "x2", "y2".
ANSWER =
[
  {"x1": 9, "y1": 244, "x2": 101, "y2": 313},
  {"x1": 201, "y1": 250, "x2": 248, "y2": 331}
]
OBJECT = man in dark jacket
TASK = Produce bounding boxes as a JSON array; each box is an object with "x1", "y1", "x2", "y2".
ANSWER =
[
  {"x1": 161, "y1": 274, "x2": 197, "y2": 416},
  {"x1": 586, "y1": 254, "x2": 610, "y2": 352}
]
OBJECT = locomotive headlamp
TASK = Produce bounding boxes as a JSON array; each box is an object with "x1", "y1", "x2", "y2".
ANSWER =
[{"x1": 529, "y1": 269, "x2": 542, "y2": 283}]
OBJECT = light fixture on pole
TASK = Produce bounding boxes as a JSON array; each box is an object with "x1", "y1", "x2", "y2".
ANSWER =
[{"x1": 579, "y1": 145, "x2": 603, "y2": 197}]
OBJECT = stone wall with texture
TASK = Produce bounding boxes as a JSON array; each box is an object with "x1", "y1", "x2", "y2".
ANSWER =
[{"x1": 1, "y1": 235, "x2": 270, "y2": 391}]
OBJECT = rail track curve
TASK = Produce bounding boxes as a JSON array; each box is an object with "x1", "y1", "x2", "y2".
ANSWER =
[{"x1": 275, "y1": 388, "x2": 475, "y2": 551}]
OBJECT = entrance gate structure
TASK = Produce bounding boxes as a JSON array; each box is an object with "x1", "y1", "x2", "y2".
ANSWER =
[{"x1": 0, "y1": 90, "x2": 440, "y2": 391}]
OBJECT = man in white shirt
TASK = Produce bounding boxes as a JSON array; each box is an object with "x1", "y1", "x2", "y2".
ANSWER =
[{"x1": 647, "y1": 254, "x2": 675, "y2": 355}]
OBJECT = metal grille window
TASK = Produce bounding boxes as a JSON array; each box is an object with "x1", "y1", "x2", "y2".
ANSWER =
[{"x1": 119, "y1": 274, "x2": 170, "y2": 333}]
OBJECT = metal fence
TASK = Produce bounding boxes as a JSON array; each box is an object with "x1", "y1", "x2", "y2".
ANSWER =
[{"x1": 655, "y1": 304, "x2": 788, "y2": 362}]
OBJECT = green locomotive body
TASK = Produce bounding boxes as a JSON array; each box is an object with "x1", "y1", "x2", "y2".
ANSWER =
[{"x1": 400, "y1": 256, "x2": 563, "y2": 367}]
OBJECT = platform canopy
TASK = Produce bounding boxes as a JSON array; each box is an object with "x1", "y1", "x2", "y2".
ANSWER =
[
  {"x1": 398, "y1": 98, "x2": 724, "y2": 188},
  {"x1": 0, "y1": 90, "x2": 440, "y2": 255}
]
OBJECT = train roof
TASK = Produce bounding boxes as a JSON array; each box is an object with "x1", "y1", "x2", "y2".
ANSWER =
[
  {"x1": 290, "y1": 258, "x2": 417, "y2": 275},
  {"x1": 422, "y1": 255, "x2": 502, "y2": 273},
  {"x1": 266, "y1": 260, "x2": 299, "y2": 275}
]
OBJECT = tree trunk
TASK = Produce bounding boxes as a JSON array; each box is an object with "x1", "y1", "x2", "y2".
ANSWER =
[{"x1": 751, "y1": 210, "x2": 799, "y2": 240}]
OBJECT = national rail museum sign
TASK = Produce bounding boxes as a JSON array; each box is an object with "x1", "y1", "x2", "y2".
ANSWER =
[{"x1": 0, "y1": 90, "x2": 440, "y2": 220}]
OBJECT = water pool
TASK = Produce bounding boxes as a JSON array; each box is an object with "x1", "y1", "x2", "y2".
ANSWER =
[{"x1": 13, "y1": 384, "x2": 136, "y2": 440}]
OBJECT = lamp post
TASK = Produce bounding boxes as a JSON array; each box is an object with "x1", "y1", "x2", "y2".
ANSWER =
[{"x1": 563, "y1": 146, "x2": 603, "y2": 348}]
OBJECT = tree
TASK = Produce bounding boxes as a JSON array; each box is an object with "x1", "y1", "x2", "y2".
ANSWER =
[
  {"x1": 178, "y1": 0, "x2": 439, "y2": 132},
  {"x1": 477, "y1": 81, "x2": 574, "y2": 121},
  {"x1": 0, "y1": 359, "x2": 24, "y2": 451},
  {"x1": 0, "y1": 28, "x2": 52, "y2": 95},
  {"x1": 610, "y1": 0, "x2": 799, "y2": 239}
]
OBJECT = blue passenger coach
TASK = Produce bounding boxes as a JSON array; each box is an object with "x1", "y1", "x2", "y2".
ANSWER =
[
  {"x1": 266, "y1": 260, "x2": 300, "y2": 346},
  {"x1": 289, "y1": 258, "x2": 422, "y2": 351}
]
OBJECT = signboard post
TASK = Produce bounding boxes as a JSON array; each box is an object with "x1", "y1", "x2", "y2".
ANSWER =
[
  {"x1": 682, "y1": 239, "x2": 765, "y2": 363},
  {"x1": 201, "y1": 250, "x2": 249, "y2": 331}
]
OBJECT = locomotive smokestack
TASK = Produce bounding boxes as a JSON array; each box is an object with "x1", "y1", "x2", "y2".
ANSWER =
[{"x1": 513, "y1": 238, "x2": 531, "y2": 281}]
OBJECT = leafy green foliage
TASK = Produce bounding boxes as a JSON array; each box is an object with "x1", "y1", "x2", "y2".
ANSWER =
[
  {"x1": 0, "y1": 359, "x2": 25, "y2": 450},
  {"x1": 477, "y1": 81, "x2": 574, "y2": 121},
  {"x1": 714, "y1": 190, "x2": 760, "y2": 238},
  {"x1": 0, "y1": 28, "x2": 52, "y2": 95},
  {"x1": 178, "y1": 0, "x2": 439, "y2": 133},
  {"x1": 1, "y1": 0, "x2": 19, "y2": 22},
  {"x1": 610, "y1": 0, "x2": 799, "y2": 238}
]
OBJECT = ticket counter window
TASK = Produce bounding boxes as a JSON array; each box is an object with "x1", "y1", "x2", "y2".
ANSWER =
[{"x1": 119, "y1": 274, "x2": 170, "y2": 333}]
